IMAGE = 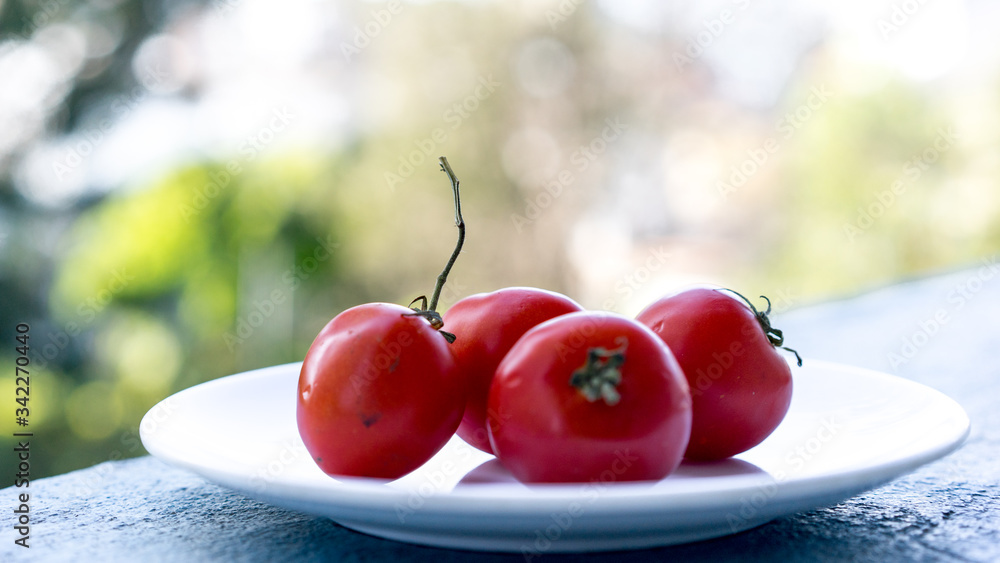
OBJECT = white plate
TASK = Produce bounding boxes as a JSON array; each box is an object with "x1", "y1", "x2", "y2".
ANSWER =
[{"x1": 140, "y1": 360, "x2": 969, "y2": 553}]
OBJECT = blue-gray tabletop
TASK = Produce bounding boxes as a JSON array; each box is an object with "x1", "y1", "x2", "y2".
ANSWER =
[{"x1": 4, "y1": 265, "x2": 999, "y2": 562}]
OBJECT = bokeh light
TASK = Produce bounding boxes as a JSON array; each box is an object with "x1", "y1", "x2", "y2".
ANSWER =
[{"x1": 2, "y1": 0, "x2": 1000, "y2": 480}]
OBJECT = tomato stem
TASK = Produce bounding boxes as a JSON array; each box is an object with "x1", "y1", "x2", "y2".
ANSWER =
[
  {"x1": 570, "y1": 340, "x2": 628, "y2": 406},
  {"x1": 723, "y1": 289, "x2": 803, "y2": 366},
  {"x1": 429, "y1": 156, "x2": 464, "y2": 313},
  {"x1": 406, "y1": 157, "x2": 464, "y2": 343}
]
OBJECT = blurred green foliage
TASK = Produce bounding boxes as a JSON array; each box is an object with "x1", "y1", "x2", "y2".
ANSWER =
[
  {"x1": 2, "y1": 0, "x2": 999, "y2": 482},
  {"x1": 2, "y1": 154, "x2": 353, "y2": 474}
]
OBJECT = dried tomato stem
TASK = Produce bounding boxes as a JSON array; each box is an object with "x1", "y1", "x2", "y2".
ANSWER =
[
  {"x1": 406, "y1": 157, "x2": 464, "y2": 343},
  {"x1": 570, "y1": 341, "x2": 628, "y2": 406},
  {"x1": 723, "y1": 289, "x2": 803, "y2": 366},
  {"x1": 428, "y1": 156, "x2": 464, "y2": 313}
]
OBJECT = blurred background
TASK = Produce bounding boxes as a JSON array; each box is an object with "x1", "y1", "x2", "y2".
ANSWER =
[{"x1": 2, "y1": 0, "x2": 998, "y2": 480}]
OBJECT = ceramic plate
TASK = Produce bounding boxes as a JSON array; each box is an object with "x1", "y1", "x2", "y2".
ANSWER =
[{"x1": 140, "y1": 360, "x2": 969, "y2": 553}]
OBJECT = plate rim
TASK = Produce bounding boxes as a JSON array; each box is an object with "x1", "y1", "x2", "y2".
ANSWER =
[{"x1": 139, "y1": 359, "x2": 970, "y2": 548}]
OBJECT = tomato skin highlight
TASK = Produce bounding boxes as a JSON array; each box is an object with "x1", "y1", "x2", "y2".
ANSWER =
[
  {"x1": 443, "y1": 287, "x2": 584, "y2": 453},
  {"x1": 487, "y1": 312, "x2": 692, "y2": 483},
  {"x1": 636, "y1": 288, "x2": 793, "y2": 461},
  {"x1": 297, "y1": 302, "x2": 464, "y2": 479}
]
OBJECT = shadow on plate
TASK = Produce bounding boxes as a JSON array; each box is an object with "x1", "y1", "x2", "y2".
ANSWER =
[
  {"x1": 452, "y1": 456, "x2": 767, "y2": 491},
  {"x1": 670, "y1": 457, "x2": 767, "y2": 479}
]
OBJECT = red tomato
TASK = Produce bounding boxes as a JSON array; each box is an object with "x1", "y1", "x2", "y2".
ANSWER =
[
  {"x1": 487, "y1": 312, "x2": 692, "y2": 483},
  {"x1": 297, "y1": 303, "x2": 465, "y2": 479},
  {"x1": 636, "y1": 288, "x2": 798, "y2": 461},
  {"x1": 443, "y1": 287, "x2": 583, "y2": 453}
]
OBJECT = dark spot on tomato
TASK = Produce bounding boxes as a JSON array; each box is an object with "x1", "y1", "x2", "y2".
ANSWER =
[{"x1": 360, "y1": 412, "x2": 382, "y2": 428}]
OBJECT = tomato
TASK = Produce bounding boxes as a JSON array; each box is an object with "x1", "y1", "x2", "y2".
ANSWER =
[
  {"x1": 487, "y1": 311, "x2": 692, "y2": 483},
  {"x1": 297, "y1": 302, "x2": 465, "y2": 479},
  {"x1": 443, "y1": 287, "x2": 584, "y2": 453},
  {"x1": 636, "y1": 287, "x2": 799, "y2": 461}
]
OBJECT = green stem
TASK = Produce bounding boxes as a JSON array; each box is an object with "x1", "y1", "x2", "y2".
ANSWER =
[
  {"x1": 570, "y1": 340, "x2": 628, "y2": 406},
  {"x1": 723, "y1": 289, "x2": 803, "y2": 366}
]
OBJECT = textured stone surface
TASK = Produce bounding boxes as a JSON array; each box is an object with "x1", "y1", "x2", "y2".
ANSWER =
[{"x1": 3, "y1": 266, "x2": 999, "y2": 562}]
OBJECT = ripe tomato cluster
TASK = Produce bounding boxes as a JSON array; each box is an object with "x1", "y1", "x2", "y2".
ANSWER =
[{"x1": 296, "y1": 158, "x2": 801, "y2": 484}]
